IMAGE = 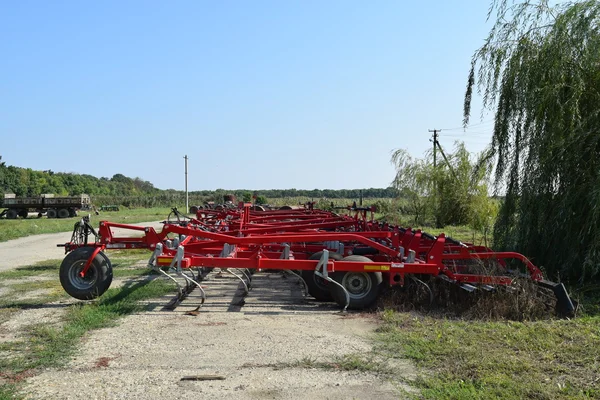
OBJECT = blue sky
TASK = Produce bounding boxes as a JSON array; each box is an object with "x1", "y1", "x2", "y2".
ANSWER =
[{"x1": 0, "y1": 1, "x2": 496, "y2": 190}]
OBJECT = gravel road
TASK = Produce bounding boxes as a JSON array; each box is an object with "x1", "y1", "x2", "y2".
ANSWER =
[{"x1": 25, "y1": 272, "x2": 414, "y2": 399}]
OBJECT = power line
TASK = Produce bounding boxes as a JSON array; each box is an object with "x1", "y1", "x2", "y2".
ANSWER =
[{"x1": 440, "y1": 119, "x2": 495, "y2": 131}]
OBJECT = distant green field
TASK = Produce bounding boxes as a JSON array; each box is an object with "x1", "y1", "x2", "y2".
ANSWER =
[{"x1": 0, "y1": 207, "x2": 174, "y2": 242}]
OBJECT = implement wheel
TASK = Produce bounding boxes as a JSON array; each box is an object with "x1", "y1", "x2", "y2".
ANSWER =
[
  {"x1": 6, "y1": 209, "x2": 18, "y2": 219},
  {"x1": 301, "y1": 251, "x2": 343, "y2": 301},
  {"x1": 47, "y1": 209, "x2": 57, "y2": 218},
  {"x1": 329, "y1": 255, "x2": 382, "y2": 310},
  {"x1": 58, "y1": 208, "x2": 69, "y2": 218},
  {"x1": 59, "y1": 247, "x2": 113, "y2": 300},
  {"x1": 18, "y1": 209, "x2": 28, "y2": 218}
]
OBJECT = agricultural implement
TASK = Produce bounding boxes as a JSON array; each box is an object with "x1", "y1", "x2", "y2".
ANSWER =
[{"x1": 57, "y1": 204, "x2": 577, "y2": 317}]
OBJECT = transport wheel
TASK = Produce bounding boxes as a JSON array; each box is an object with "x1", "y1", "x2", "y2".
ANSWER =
[
  {"x1": 301, "y1": 252, "x2": 344, "y2": 301},
  {"x1": 329, "y1": 255, "x2": 382, "y2": 310},
  {"x1": 279, "y1": 205, "x2": 293, "y2": 210},
  {"x1": 47, "y1": 209, "x2": 57, "y2": 218},
  {"x1": 18, "y1": 209, "x2": 28, "y2": 218},
  {"x1": 6, "y1": 209, "x2": 18, "y2": 219},
  {"x1": 189, "y1": 206, "x2": 199, "y2": 214},
  {"x1": 68, "y1": 208, "x2": 77, "y2": 217},
  {"x1": 58, "y1": 208, "x2": 70, "y2": 218},
  {"x1": 60, "y1": 247, "x2": 113, "y2": 300}
]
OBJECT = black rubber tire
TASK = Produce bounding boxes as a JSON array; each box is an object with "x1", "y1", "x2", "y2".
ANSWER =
[
  {"x1": 189, "y1": 206, "x2": 199, "y2": 214},
  {"x1": 59, "y1": 247, "x2": 113, "y2": 300},
  {"x1": 301, "y1": 251, "x2": 344, "y2": 301},
  {"x1": 18, "y1": 209, "x2": 28, "y2": 218},
  {"x1": 279, "y1": 205, "x2": 293, "y2": 210},
  {"x1": 251, "y1": 205, "x2": 266, "y2": 212},
  {"x1": 57, "y1": 208, "x2": 70, "y2": 219},
  {"x1": 6, "y1": 209, "x2": 18, "y2": 219},
  {"x1": 329, "y1": 255, "x2": 382, "y2": 310},
  {"x1": 68, "y1": 208, "x2": 77, "y2": 217},
  {"x1": 46, "y1": 209, "x2": 57, "y2": 218}
]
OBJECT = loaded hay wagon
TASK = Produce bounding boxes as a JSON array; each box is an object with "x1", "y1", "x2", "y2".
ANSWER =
[{"x1": 56, "y1": 203, "x2": 577, "y2": 316}]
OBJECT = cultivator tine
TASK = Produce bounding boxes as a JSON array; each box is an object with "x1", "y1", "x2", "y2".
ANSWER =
[
  {"x1": 146, "y1": 244, "x2": 184, "y2": 307},
  {"x1": 225, "y1": 269, "x2": 250, "y2": 295},
  {"x1": 460, "y1": 283, "x2": 477, "y2": 293},
  {"x1": 410, "y1": 276, "x2": 433, "y2": 306},
  {"x1": 179, "y1": 271, "x2": 206, "y2": 305},
  {"x1": 283, "y1": 269, "x2": 309, "y2": 297},
  {"x1": 314, "y1": 250, "x2": 350, "y2": 312},
  {"x1": 279, "y1": 244, "x2": 309, "y2": 296}
]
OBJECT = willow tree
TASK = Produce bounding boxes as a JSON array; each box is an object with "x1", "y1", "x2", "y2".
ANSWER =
[{"x1": 465, "y1": 0, "x2": 600, "y2": 283}]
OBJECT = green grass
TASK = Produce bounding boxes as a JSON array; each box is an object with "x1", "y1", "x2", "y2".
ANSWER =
[
  {"x1": 242, "y1": 353, "x2": 391, "y2": 375},
  {"x1": 0, "y1": 272, "x2": 173, "y2": 398},
  {"x1": 376, "y1": 310, "x2": 600, "y2": 399},
  {"x1": 0, "y1": 261, "x2": 59, "y2": 280},
  {"x1": 0, "y1": 207, "x2": 174, "y2": 242}
]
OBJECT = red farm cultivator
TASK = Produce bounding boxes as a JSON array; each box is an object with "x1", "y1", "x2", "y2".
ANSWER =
[{"x1": 57, "y1": 204, "x2": 576, "y2": 316}]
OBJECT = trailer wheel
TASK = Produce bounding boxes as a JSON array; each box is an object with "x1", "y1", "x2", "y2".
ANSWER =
[
  {"x1": 68, "y1": 208, "x2": 77, "y2": 217},
  {"x1": 58, "y1": 208, "x2": 69, "y2": 218},
  {"x1": 301, "y1": 252, "x2": 344, "y2": 301},
  {"x1": 329, "y1": 255, "x2": 382, "y2": 310},
  {"x1": 60, "y1": 248, "x2": 113, "y2": 300},
  {"x1": 189, "y1": 206, "x2": 199, "y2": 214},
  {"x1": 18, "y1": 209, "x2": 28, "y2": 218},
  {"x1": 5, "y1": 209, "x2": 18, "y2": 219},
  {"x1": 47, "y1": 209, "x2": 57, "y2": 218}
]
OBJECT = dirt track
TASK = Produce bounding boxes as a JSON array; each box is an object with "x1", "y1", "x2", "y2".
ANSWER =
[{"x1": 0, "y1": 225, "x2": 415, "y2": 399}]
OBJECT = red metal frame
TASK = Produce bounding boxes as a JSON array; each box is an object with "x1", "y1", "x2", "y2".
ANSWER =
[{"x1": 65, "y1": 203, "x2": 544, "y2": 289}]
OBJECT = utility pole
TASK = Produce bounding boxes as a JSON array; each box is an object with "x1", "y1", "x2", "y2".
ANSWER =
[
  {"x1": 429, "y1": 129, "x2": 441, "y2": 169},
  {"x1": 184, "y1": 155, "x2": 189, "y2": 214},
  {"x1": 429, "y1": 129, "x2": 441, "y2": 227}
]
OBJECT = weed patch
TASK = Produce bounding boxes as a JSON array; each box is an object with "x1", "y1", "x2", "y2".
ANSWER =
[{"x1": 377, "y1": 310, "x2": 600, "y2": 399}]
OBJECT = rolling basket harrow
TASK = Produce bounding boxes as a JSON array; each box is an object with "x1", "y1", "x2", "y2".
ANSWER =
[{"x1": 57, "y1": 203, "x2": 577, "y2": 317}]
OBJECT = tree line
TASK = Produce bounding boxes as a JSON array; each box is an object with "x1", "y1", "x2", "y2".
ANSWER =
[
  {"x1": 0, "y1": 158, "x2": 159, "y2": 198},
  {"x1": 0, "y1": 158, "x2": 398, "y2": 205}
]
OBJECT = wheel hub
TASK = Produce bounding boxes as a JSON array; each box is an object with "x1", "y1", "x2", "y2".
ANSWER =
[
  {"x1": 69, "y1": 261, "x2": 97, "y2": 290},
  {"x1": 342, "y1": 272, "x2": 372, "y2": 299}
]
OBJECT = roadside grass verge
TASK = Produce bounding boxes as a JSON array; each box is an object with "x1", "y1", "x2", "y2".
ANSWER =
[
  {"x1": 0, "y1": 250, "x2": 152, "y2": 282},
  {"x1": 0, "y1": 207, "x2": 173, "y2": 242},
  {"x1": 0, "y1": 252, "x2": 167, "y2": 398},
  {"x1": 0, "y1": 276, "x2": 173, "y2": 398},
  {"x1": 376, "y1": 309, "x2": 600, "y2": 399}
]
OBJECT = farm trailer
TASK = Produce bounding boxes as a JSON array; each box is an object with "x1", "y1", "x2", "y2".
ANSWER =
[
  {"x1": 57, "y1": 204, "x2": 577, "y2": 316},
  {"x1": 1, "y1": 194, "x2": 91, "y2": 219}
]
